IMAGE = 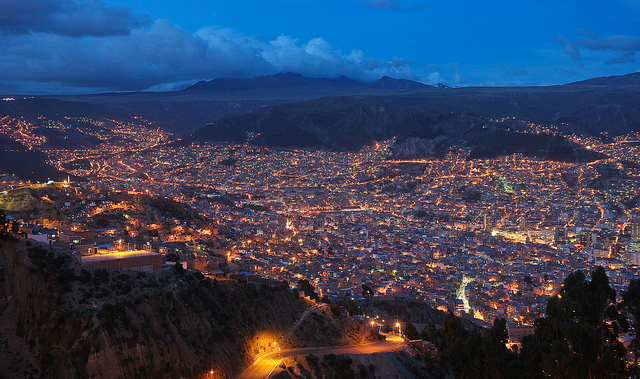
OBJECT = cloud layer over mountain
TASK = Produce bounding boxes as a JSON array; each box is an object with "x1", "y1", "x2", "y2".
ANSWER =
[{"x1": 0, "y1": 0, "x2": 420, "y2": 94}]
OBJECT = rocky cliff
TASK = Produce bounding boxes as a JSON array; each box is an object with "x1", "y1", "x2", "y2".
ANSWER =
[
  {"x1": 0, "y1": 187, "x2": 65, "y2": 224},
  {"x1": 0, "y1": 235, "x2": 310, "y2": 378}
]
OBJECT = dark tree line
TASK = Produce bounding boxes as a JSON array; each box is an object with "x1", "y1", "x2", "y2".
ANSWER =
[{"x1": 431, "y1": 266, "x2": 640, "y2": 378}]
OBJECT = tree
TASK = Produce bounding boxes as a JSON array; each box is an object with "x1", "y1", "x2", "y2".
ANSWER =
[
  {"x1": 621, "y1": 279, "x2": 640, "y2": 376},
  {"x1": 297, "y1": 279, "x2": 319, "y2": 300},
  {"x1": 523, "y1": 275, "x2": 534, "y2": 287},
  {"x1": 404, "y1": 321, "x2": 419, "y2": 340},
  {"x1": 362, "y1": 284, "x2": 374, "y2": 298},
  {"x1": 442, "y1": 312, "x2": 467, "y2": 350},
  {"x1": 522, "y1": 266, "x2": 628, "y2": 378},
  {"x1": 0, "y1": 210, "x2": 9, "y2": 233}
]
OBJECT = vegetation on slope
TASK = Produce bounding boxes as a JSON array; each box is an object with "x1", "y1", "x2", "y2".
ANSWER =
[{"x1": 0, "y1": 235, "x2": 310, "y2": 378}]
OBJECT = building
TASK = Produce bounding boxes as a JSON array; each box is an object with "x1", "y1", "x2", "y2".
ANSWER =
[
  {"x1": 580, "y1": 231, "x2": 593, "y2": 249},
  {"x1": 554, "y1": 228, "x2": 566, "y2": 245},
  {"x1": 483, "y1": 214, "x2": 492, "y2": 232},
  {"x1": 630, "y1": 219, "x2": 640, "y2": 241},
  {"x1": 519, "y1": 217, "x2": 527, "y2": 232},
  {"x1": 79, "y1": 250, "x2": 162, "y2": 274}
]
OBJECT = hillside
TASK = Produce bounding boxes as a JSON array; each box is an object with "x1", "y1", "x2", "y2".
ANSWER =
[
  {"x1": 0, "y1": 187, "x2": 65, "y2": 224},
  {"x1": 182, "y1": 95, "x2": 603, "y2": 161},
  {"x1": 0, "y1": 236, "x2": 312, "y2": 378},
  {"x1": 27, "y1": 71, "x2": 640, "y2": 139}
]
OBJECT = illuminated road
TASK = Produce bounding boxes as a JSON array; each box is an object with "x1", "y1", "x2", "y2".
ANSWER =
[{"x1": 238, "y1": 334, "x2": 405, "y2": 379}]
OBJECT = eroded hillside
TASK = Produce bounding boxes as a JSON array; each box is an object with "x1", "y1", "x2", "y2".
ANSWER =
[{"x1": 0, "y1": 235, "x2": 311, "y2": 378}]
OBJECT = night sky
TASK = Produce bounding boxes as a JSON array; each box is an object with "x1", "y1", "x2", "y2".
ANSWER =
[{"x1": 1, "y1": 0, "x2": 639, "y2": 94}]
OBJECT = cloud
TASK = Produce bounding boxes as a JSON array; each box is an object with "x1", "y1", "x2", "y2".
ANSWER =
[
  {"x1": 557, "y1": 32, "x2": 640, "y2": 64},
  {"x1": 363, "y1": 0, "x2": 424, "y2": 12},
  {"x1": 364, "y1": 0, "x2": 400, "y2": 9},
  {"x1": 0, "y1": 0, "x2": 150, "y2": 37},
  {"x1": 0, "y1": 19, "x2": 421, "y2": 94},
  {"x1": 579, "y1": 34, "x2": 640, "y2": 54},
  {"x1": 555, "y1": 36, "x2": 581, "y2": 62},
  {"x1": 426, "y1": 72, "x2": 443, "y2": 84},
  {"x1": 606, "y1": 51, "x2": 636, "y2": 64}
]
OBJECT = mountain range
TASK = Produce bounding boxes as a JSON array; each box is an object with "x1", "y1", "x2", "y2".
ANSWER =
[
  {"x1": 16, "y1": 71, "x2": 640, "y2": 139},
  {"x1": 1, "y1": 72, "x2": 640, "y2": 180},
  {"x1": 184, "y1": 72, "x2": 434, "y2": 93}
]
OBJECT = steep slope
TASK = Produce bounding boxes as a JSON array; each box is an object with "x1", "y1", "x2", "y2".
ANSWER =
[
  {"x1": 0, "y1": 187, "x2": 65, "y2": 223},
  {"x1": 0, "y1": 236, "x2": 311, "y2": 378}
]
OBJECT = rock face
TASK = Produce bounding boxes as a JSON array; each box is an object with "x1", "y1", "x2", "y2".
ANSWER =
[
  {"x1": 0, "y1": 187, "x2": 64, "y2": 223},
  {"x1": 0, "y1": 236, "x2": 310, "y2": 378}
]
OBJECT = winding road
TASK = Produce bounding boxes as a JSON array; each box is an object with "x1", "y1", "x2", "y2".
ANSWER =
[{"x1": 238, "y1": 334, "x2": 405, "y2": 379}]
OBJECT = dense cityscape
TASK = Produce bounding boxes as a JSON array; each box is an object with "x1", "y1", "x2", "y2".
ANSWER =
[
  {"x1": 3, "y1": 0, "x2": 640, "y2": 377},
  {"x1": 3, "y1": 112, "x2": 640, "y2": 352}
]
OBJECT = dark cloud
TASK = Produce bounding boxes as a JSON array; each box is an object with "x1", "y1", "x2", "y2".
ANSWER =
[
  {"x1": 0, "y1": 0, "x2": 150, "y2": 36},
  {"x1": 606, "y1": 51, "x2": 636, "y2": 64},
  {"x1": 364, "y1": 0, "x2": 400, "y2": 9},
  {"x1": 0, "y1": 0, "x2": 424, "y2": 94},
  {"x1": 579, "y1": 34, "x2": 640, "y2": 53},
  {"x1": 555, "y1": 36, "x2": 581, "y2": 62},
  {"x1": 557, "y1": 32, "x2": 640, "y2": 64},
  {"x1": 0, "y1": 21, "x2": 421, "y2": 94}
]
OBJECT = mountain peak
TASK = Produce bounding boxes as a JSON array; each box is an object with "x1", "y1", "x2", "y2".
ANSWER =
[
  {"x1": 183, "y1": 73, "x2": 431, "y2": 93},
  {"x1": 183, "y1": 73, "x2": 363, "y2": 93},
  {"x1": 372, "y1": 76, "x2": 432, "y2": 90}
]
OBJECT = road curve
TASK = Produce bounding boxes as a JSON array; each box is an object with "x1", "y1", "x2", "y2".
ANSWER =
[{"x1": 238, "y1": 335, "x2": 405, "y2": 379}]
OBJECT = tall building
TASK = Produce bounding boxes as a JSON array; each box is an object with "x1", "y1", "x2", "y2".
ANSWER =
[
  {"x1": 554, "y1": 228, "x2": 566, "y2": 245},
  {"x1": 630, "y1": 219, "x2": 640, "y2": 241},
  {"x1": 580, "y1": 231, "x2": 593, "y2": 249},
  {"x1": 483, "y1": 214, "x2": 492, "y2": 232},
  {"x1": 626, "y1": 241, "x2": 640, "y2": 265}
]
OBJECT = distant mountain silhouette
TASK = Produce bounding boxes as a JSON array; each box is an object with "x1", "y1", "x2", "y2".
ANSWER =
[
  {"x1": 16, "y1": 71, "x2": 640, "y2": 141},
  {"x1": 567, "y1": 72, "x2": 640, "y2": 87},
  {"x1": 370, "y1": 76, "x2": 432, "y2": 90},
  {"x1": 183, "y1": 72, "x2": 431, "y2": 93}
]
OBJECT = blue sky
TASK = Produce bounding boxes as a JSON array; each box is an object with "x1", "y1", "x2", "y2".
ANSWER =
[{"x1": 1, "y1": 0, "x2": 639, "y2": 94}]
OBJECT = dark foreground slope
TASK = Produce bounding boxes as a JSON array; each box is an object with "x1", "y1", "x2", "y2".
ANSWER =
[{"x1": 0, "y1": 236, "x2": 308, "y2": 379}]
